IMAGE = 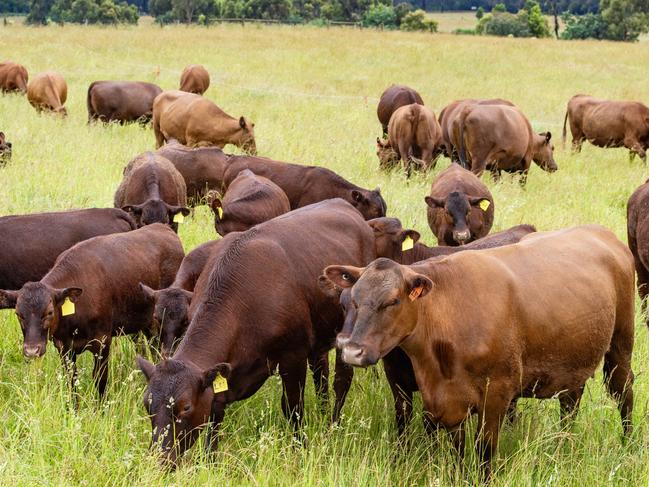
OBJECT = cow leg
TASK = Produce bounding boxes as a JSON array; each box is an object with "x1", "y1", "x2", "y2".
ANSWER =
[
  {"x1": 308, "y1": 349, "x2": 329, "y2": 414},
  {"x1": 559, "y1": 386, "x2": 584, "y2": 424},
  {"x1": 92, "y1": 336, "x2": 112, "y2": 398},
  {"x1": 490, "y1": 167, "x2": 501, "y2": 183},
  {"x1": 279, "y1": 356, "x2": 307, "y2": 433},
  {"x1": 518, "y1": 169, "x2": 529, "y2": 188},
  {"x1": 603, "y1": 326, "x2": 634, "y2": 437},
  {"x1": 635, "y1": 261, "x2": 649, "y2": 324},
  {"x1": 58, "y1": 346, "x2": 79, "y2": 405},
  {"x1": 476, "y1": 386, "x2": 509, "y2": 481},
  {"x1": 383, "y1": 349, "x2": 415, "y2": 435},
  {"x1": 205, "y1": 403, "x2": 226, "y2": 453},
  {"x1": 505, "y1": 398, "x2": 518, "y2": 423},
  {"x1": 332, "y1": 349, "x2": 354, "y2": 423}
]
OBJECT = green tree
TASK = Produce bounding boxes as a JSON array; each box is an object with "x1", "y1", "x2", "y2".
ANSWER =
[
  {"x1": 475, "y1": 5, "x2": 484, "y2": 18},
  {"x1": 525, "y1": 0, "x2": 550, "y2": 37},
  {"x1": 25, "y1": 0, "x2": 54, "y2": 23},
  {"x1": 600, "y1": 0, "x2": 649, "y2": 41},
  {"x1": 492, "y1": 2, "x2": 506, "y2": 11},
  {"x1": 400, "y1": 8, "x2": 437, "y2": 31}
]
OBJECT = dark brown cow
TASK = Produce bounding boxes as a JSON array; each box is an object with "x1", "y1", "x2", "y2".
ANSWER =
[
  {"x1": 0, "y1": 224, "x2": 184, "y2": 396},
  {"x1": 326, "y1": 225, "x2": 634, "y2": 477},
  {"x1": 425, "y1": 164, "x2": 494, "y2": 246},
  {"x1": 0, "y1": 208, "x2": 136, "y2": 291},
  {"x1": 136, "y1": 199, "x2": 376, "y2": 464},
  {"x1": 87, "y1": 81, "x2": 162, "y2": 124},
  {"x1": 153, "y1": 91, "x2": 256, "y2": 153},
  {"x1": 210, "y1": 169, "x2": 290, "y2": 235},
  {"x1": 0, "y1": 131, "x2": 11, "y2": 164},
  {"x1": 179, "y1": 65, "x2": 210, "y2": 95},
  {"x1": 222, "y1": 155, "x2": 386, "y2": 220},
  {"x1": 627, "y1": 179, "x2": 649, "y2": 324},
  {"x1": 27, "y1": 72, "x2": 67, "y2": 116},
  {"x1": 377, "y1": 84, "x2": 424, "y2": 135},
  {"x1": 0, "y1": 61, "x2": 28, "y2": 93},
  {"x1": 114, "y1": 152, "x2": 190, "y2": 232},
  {"x1": 563, "y1": 95, "x2": 649, "y2": 163},
  {"x1": 457, "y1": 104, "x2": 557, "y2": 183},
  {"x1": 155, "y1": 140, "x2": 231, "y2": 205}
]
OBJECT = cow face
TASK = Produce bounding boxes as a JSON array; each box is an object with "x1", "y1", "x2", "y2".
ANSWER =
[
  {"x1": 351, "y1": 187, "x2": 387, "y2": 220},
  {"x1": 425, "y1": 192, "x2": 486, "y2": 245},
  {"x1": 322, "y1": 258, "x2": 432, "y2": 367},
  {"x1": 140, "y1": 284, "x2": 193, "y2": 356},
  {"x1": 532, "y1": 132, "x2": 557, "y2": 173},
  {"x1": 0, "y1": 283, "x2": 82, "y2": 358},
  {"x1": 137, "y1": 357, "x2": 231, "y2": 465},
  {"x1": 122, "y1": 200, "x2": 190, "y2": 228},
  {"x1": 376, "y1": 138, "x2": 399, "y2": 169},
  {"x1": 0, "y1": 132, "x2": 12, "y2": 164},
  {"x1": 238, "y1": 116, "x2": 257, "y2": 155},
  {"x1": 367, "y1": 217, "x2": 420, "y2": 262}
]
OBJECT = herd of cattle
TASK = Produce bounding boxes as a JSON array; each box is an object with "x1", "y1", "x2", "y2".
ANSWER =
[{"x1": 3, "y1": 57, "x2": 649, "y2": 479}]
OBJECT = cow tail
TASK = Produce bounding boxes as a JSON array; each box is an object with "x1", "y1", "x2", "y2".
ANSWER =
[
  {"x1": 458, "y1": 114, "x2": 468, "y2": 169},
  {"x1": 562, "y1": 106, "x2": 569, "y2": 149},
  {"x1": 87, "y1": 82, "x2": 96, "y2": 123}
]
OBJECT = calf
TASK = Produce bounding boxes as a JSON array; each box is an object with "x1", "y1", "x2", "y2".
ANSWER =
[
  {"x1": 377, "y1": 84, "x2": 424, "y2": 135},
  {"x1": 136, "y1": 199, "x2": 376, "y2": 464},
  {"x1": 0, "y1": 224, "x2": 184, "y2": 396},
  {"x1": 223, "y1": 155, "x2": 386, "y2": 220},
  {"x1": 627, "y1": 179, "x2": 649, "y2": 324},
  {"x1": 87, "y1": 81, "x2": 162, "y2": 124},
  {"x1": 0, "y1": 131, "x2": 11, "y2": 165},
  {"x1": 179, "y1": 64, "x2": 210, "y2": 95},
  {"x1": 27, "y1": 72, "x2": 67, "y2": 116},
  {"x1": 114, "y1": 152, "x2": 190, "y2": 232},
  {"x1": 326, "y1": 225, "x2": 634, "y2": 478},
  {"x1": 425, "y1": 164, "x2": 494, "y2": 246},
  {"x1": 210, "y1": 169, "x2": 290, "y2": 235},
  {"x1": 0, "y1": 61, "x2": 28, "y2": 93},
  {"x1": 0, "y1": 208, "x2": 135, "y2": 291}
]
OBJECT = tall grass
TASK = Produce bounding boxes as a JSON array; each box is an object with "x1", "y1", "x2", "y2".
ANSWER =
[{"x1": 1, "y1": 22, "x2": 649, "y2": 485}]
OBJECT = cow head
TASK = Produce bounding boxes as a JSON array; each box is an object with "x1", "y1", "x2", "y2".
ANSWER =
[
  {"x1": 137, "y1": 357, "x2": 231, "y2": 465},
  {"x1": 322, "y1": 258, "x2": 432, "y2": 367},
  {"x1": 238, "y1": 116, "x2": 257, "y2": 155},
  {"x1": 0, "y1": 132, "x2": 12, "y2": 164},
  {"x1": 140, "y1": 284, "x2": 193, "y2": 357},
  {"x1": 0, "y1": 283, "x2": 83, "y2": 358},
  {"x1": 532, "y1": 132, "x2": 557, "y2": 173},
  {"x1": 376, "y1": 138, "x2": 399, "y2": 169},
  {"x1": 425, "y1": 192, "x2": 488, "y2": 245},
  {"x1": 122, "y1": 199, "x2": 190, "y2": 228},
  {"x1": 350, "y1": 187, "x2": 387, "y2": 220},
  {"x1": 367, "y1": 217, "x2": 420, "y2": 262}
]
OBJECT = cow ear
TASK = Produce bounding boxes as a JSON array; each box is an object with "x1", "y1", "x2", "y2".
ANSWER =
[
  {"x1": 324, "y1": 265, "x2": 363, "y2": 289},
  {"x1": 169, "y1": 206, "x2": 190, "y2": 217},
  {"x1": 136, "y1": 355, "x2": 156, "y2": 382},
  {"x1": 54, "y1": 287, "x2": 82, "y2": 305},
  {"x1": 239, "y1": 116, "x2": 246, "y2": 130},
  {"x1": 0, "y1": 290, "x2": 19, "y2": 309},
  {"x1": 400, "y1": 229, "x2": 420, "y2": 244},
  {"x1": 405, "y1": 273, "x2": 433, "y2": 301},
  {"x1": 373, "y1": 186, "x2": 381, "y2": 194},
  {"x1": 139, "y1": 283, "x2": 157, "y2": 303},
  {"x1": 425, "y1": 196, "x2": 445, "y2": 208},
  {"x1": 201, "y1": 363, "x2": 232, "y2": 391},
  {"x1": 210, "y1": 197, "x2": 223, "y2": 215},
  {"x1": 543, "y1": 131, "x2": 552, "y2": 143},
  {"x1": 351, "y1": 190, "x2": 365, "y2": 203},
  {"x1": 122, "y1": 205, "x2": 143, "y2": 216}
]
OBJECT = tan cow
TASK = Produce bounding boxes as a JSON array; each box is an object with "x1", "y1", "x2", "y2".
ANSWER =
[
  {"x1": 179, "y1": 64, "x2": 210, "y2": 95},
  {"x1": 563, "y1": 94, "x2": 649, "y2": 163},
  {"x1": 152, "y1": 91, "x2": 256, "y2": 153},
  {"x1": 0, "y1": 61, "x2": 28, "y2": 93},
  {"x1": 27, "y1": 72, "x2": 68, "y2": 116}
]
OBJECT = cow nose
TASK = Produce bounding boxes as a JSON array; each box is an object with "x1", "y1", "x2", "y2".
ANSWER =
[
  {"x1": 454, "y1": 230, "x2": 470, "y2": 244},
  {"x1": 342, "y1": 344, "x2": 365, "y2": 366},
  {"x1": 23, "y1": 344, "x2": 44, "y2": 358},
  {"x1": 336, "y1": 333, "x2": 351, "y2": 349}
]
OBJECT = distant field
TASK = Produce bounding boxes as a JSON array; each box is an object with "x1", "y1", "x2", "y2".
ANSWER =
[{"x1": 2, "y1": 22, "x2": 649, "y2": 486}]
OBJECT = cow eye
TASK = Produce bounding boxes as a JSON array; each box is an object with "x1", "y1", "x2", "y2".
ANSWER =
[
  {"x1": 383, "y1": 299, "x2": 400, "y2": 308},
  {"x1": 182, "y1": 404, "x2": 191, "y2": 413},
  {"x1": 342, "y1": 273, "x2": 351, "y2": 281}
]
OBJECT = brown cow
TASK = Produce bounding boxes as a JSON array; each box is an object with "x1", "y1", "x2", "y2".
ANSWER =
[
  {"x1": 87, "y1": 81, "x2": 162, "y2": 124},
  {"x1": 179, "y1": 64, "x2": 210, "y2": 95},
  {"x1": 152, "y1": 90, "x2": 186, "y2": 147},
  {"x1": 222, "y1": 155, "x2": 386, "y2": 220},
  {"x1": 153, "y1": 91, "x2": 256, "y2": 153},
  {"x1": 376, "y1": 104, "x2": 442, "y2": 176},
  {"x1": 563, "y1": 95, "x2": 649, "y2": 163},
  {"x1": 326, "y1": 225, "x2": 634, "y2": 478},
  {"x1": 457, "y1": 104, "x2": 557, "y2": 184},
  {"x1": 155, "y1": 140, "x2": 231, "y2": 205},
  {"x1": 425, "y1": 164, "x2": 494, "y2": 246},
  {"x1": 210, "y1": 169, "x2": 290, "y2": 235},
  {"x1": 627, "y1": 179, "x2": 649, "y2": 324},
  {"x1": 114, "y1": 152, "x2": 190, "y2": 232},
  {"x1": 136, "y1": 199, "x2": 376, "y2": 464},
  {"x1": 0, "y1": 131, "x2": 11, "y2": 164},
  {"x1": 0, "y1": 224, "x2": 184, "y2": 396},
  {"x1": 27, "y1": 72, "x2": 68, "y2": 116},
  {"x1": 377, "y1": 84, "x2": 424, "y2": 135},
  {"x1": 0, "y1": 61, "x2": 28, "y2": 93},
  {"x1": 0, "y1": 208, "x2": 136, "y2": 291}
]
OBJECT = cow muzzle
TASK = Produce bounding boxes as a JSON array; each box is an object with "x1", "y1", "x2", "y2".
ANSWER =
[
  {"x1": 341, "y1": 343, "x2": 376, "y2": 367},
  {"x1": 23, "y1": 343, "x2": 45, "y2": 358},
  {"x1": 453, "y1": 230, "x2": 470, "y2": 244}
]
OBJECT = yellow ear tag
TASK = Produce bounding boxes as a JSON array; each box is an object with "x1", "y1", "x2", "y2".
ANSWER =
[
  {"x1": 173, "y1": 213, "x2": 184, "y2": 224},
  {"x1": 212, "y1": 373, "x2": 228, "y2": 393},
  {"x1": 479, "y1": 199, "x2": 491, "y2": 212},
  {"x1": 402, "y1": 236, "x2": 414, "y2": 251},
  {"x1": 409, "y1": 287, "x2": 423, "y2": 302},
  {"x1": 61, "y1": 298, "x2": 75, "y2": 317},
  {"x1": 217, "y1": 207, "x2": 223, "y2": 219}
]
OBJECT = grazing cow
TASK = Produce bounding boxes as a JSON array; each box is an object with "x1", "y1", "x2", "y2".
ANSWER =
[
  {"x1": 326, "y1": 225, "x2": 634, "y2": 477},
  {"x1": 27, "y1": 72, "x2": 68, "y2": 116},
  {"x1": 627, "y1": 179, "x2": 649, "y2": 324},
  {"x1": 457, "y1": 104, "x2": 557, "y2": 183},
  {"x1": 377, "y1": 84, "x2": 424, "y2": 135},
  {"x1": 0, "y1": 132, "x2": 11, "y2": 164},
  {"x1": 563, "y1": 95, "x2": 649, "y2": 163},
  {"x1": 223, "y1": 155, "x2": 386, "y2": 220},
  {"x1": 0, "y1": 61, "x2": 28, "y2": 93},
  {"x1": 153, "y1": 91, "x2": 256, "y2": 153},
  {"x1": 114, "y1": 152, "x2": 190, "y2": 232},
  {"x1": 155, "y1": 140, "x2": 230, "y2": 205},
  {"x1": 140, "y1": 239, "x2": 225, "y2": 355},
  {"x1": 210, "y1": 169, "x2": 290, "y2": 235},
  {"x1": 136, "y1": 199, "x2": 376, "y2": 464},
  {"x1": 0, "y1": 208, "x2": 136, "y2": 291},
  {"x1": 179, "y1": 65, "x2": 210, "y2": 95},
  {"x1": 376, "y1": 104, "x2": 442, "y2": 176},
  {"x1": 425, "y1": 164, "x2": 494, "y2": 246},
  {"x1": 0, "y1": 224, "x2": 184, "y2": 396},
  {"x1": 87, "y1": 81, "x2": 162, "y2": 124}
]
